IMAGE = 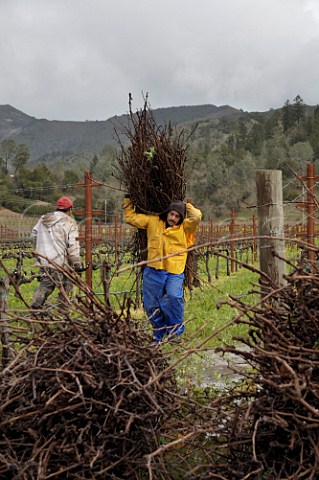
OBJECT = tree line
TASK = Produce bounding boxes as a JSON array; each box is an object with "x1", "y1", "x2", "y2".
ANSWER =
[
  {"x1": 185, "y1": 95, "x2": 319, "y2": 218},
  {"x1": 0, "y1": 95, "x2": 318, "y2": 220}
]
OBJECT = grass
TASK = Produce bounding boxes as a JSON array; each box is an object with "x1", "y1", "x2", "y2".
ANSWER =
[
  {"x1": 2, "y1": 248, "x2": 296, "y2": 394},
  {"x1": 3, "y1": 251, "x2": 258, "y2": 346},
  {"x1": 184, "y1": 267, "x2": 258, "y2": 347},
  {"x1": 104, "y1": 254, "x2": 260, "y2": 349}
]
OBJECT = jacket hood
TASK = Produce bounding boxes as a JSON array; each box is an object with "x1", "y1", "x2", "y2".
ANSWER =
[{"x1": 41, "y1": 211, "x2": 66, "y2": 228}]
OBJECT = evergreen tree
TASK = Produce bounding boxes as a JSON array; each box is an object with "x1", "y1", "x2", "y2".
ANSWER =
[
  {"x1": 293, "y1": 95, "x2": 305, "y2": 124},
  {"x1": 282, "y1": 100, "x2": 294, "y2": 132},
  {"x1": 245, "y1": 122, "x2": 264, "y2": 155}
]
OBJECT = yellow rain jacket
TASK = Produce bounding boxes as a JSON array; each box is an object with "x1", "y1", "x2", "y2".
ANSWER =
[{"x1": 123, "y1": 199, "x2": 202, "y2": 274}]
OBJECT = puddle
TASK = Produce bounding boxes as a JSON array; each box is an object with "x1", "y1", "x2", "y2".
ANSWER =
[{"x1": 179, "y1": 348, "x2": 250, "y2": 390}]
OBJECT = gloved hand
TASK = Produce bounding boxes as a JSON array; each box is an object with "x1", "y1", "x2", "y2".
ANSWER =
[{"x1": 73, "y1": 262, "x2": 84, "y2": 273}]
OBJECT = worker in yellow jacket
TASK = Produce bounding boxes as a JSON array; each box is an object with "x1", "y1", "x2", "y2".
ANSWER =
[{"x1": 123, "y1": 197, "x2": 202, "y2": 343}]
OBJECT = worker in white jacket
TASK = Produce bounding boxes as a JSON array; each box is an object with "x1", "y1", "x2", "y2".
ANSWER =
[{"x1": 31, "y1": 196, "x2": 82, "y2": 311}]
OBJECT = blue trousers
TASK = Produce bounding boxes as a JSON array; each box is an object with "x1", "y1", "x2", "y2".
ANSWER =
[{"x1": 142, "y1": 266, "x2": 185, "y2": 342}]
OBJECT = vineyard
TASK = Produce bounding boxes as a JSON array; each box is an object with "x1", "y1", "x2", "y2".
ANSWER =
[
  {"x1": 1, "y1": 101, "x2": 319, "y2": 477},
  {"x1": 3, "y1": 199, "x2": 319, "y2": 478},
  {"x1": 0, "y1": 210, "x2": 313, "y2": 287}
]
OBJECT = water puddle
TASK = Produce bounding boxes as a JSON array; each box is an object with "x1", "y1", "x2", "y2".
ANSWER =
[{"x1": 179, "y1": 348, "x2": 249, "y2": 390}]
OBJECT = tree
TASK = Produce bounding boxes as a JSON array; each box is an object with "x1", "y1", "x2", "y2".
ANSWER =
[
  {"x1": 259, "y1": 135, "x2": 289, "y2": 171},
  {"x1": 293, "y1": 95, "x2": 305, "y2": 124},
  {"x1": 245, "y1": 122, "x2": 265, "y2": 156},
  {"x1": 89, "y1": 154, "x2": 99, "y2": 174},
  {"x1": 0, "y1": 139, "x2": 16, "y2": 174},
  {"x1": 12, "y1": 144, "x2": 30, "y2": 174},
  {"x1": 288, "y1": 141, "x2": 313, "y2": 175},
  {"x1": 309, "y1": 105, "x2": 319, "y2": 156},
  {"x1": 218, "y1": 144, "x2": 236, "y2": 171},
  {"x1": 63, "y1": 169, "x2": 79, "y2": 187},
  {"x1": 14, "y1": 164, "x2": 56, "y2": 201},
  {"x1": 0, "y1": 157, "x2": 6, "y2": 176},
  {"x1": 97, "y1": 145, "x2": 118, "y2": 182},
  {"x1": 236, "y1": 122, "x2": 248, "y2": 149},
  {"x1": 282, "y1": 100, "x2": 294, "y2": 132}
]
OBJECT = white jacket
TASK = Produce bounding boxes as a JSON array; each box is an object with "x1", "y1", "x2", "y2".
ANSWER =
[{"x1": 32, "y1": 211, "x2": 80, "y2": 268}]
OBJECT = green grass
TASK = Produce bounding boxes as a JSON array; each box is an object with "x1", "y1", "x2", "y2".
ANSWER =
[
  {"x1": 104, "y1": 254, "x2": 260, "y2": 348},
  {"x1": 184, "y1": 267, "x2": 258, "y2": 347},
  {"x1": 3, "y1": 252, "x2": 258, "y2": 345},
  {"x1": 2, "y1": 248, "x2": 294, "y2": 395}
]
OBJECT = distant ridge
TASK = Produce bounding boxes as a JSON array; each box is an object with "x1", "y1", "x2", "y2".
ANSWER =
[{"x1": 0, "y1": 103, "x2": 244, "y2": 163}]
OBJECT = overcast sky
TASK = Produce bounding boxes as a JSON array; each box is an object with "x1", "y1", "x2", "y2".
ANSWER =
[{"x1": 1, "y1": 0, "x2": 319, "y2": 121}]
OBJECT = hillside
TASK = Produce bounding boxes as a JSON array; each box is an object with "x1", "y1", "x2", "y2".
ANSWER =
[
  {"x1": 0, "y1": 103, "x2": 246, "y2": 163},
  {"x1": 1, "y1": 96, "x2": 318, "y2": 221}
]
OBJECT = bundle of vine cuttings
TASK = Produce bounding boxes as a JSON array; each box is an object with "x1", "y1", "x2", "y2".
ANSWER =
[
  {"x1": 0, "y1": 270, "x2": 180, "y2": 480},
  {"x1": 181, "y1": 254, "x2": 319, "y2": 479},
  {"x1": 115, "y1": 94, "x2": 197, "y2": 287}
]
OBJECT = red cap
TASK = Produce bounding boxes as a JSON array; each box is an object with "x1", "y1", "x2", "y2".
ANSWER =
[{"x1": 57, "y1": 196, "x2": 73, "y2": 210}]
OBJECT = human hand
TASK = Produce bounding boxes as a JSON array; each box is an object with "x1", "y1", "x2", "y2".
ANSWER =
[{"x1": 74, "y1": 262, "x2": 84, "y2": 273}]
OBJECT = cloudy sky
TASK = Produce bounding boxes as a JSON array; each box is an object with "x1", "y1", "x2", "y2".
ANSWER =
[{"x1": 1, "y1": 0, "x2": 319, "y2": 121}]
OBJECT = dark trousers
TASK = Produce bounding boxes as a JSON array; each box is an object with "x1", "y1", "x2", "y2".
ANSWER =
[{"x1": 31, "y1": 268, "x2": 73, "y2": 310}]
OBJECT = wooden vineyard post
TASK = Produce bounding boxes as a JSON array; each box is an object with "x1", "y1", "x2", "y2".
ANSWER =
[
  {"x1": 299, "y1": 163, "x2": 319, "y2": 270},
  {"x1": 114, "y1": 215, "x2": 119, "y2": 264},
  {"x1": 0, "y1": 273, "x2": 11, "y2": 367},
  {"x1": 256, "y1": 170, "x2": 286, "y2": 294},
  {"x1": 253, "y1": 214, "x2": 257, "y2": 263},
  {"x1": 306, "y1": 163, "x2": 315, "y2": 266},
  {"x1": 230, "y1": 208, "x2": 235, "y2": 273},
  {"x1": 76, "y1": 172, "x2": 103, "y2": 289}
]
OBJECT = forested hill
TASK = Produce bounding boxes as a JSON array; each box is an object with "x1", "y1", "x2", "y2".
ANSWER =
[
  {"x1": 1, "y1": 96, "x2": 319, "y2": 220},
  {"x1": 0, "y1": 103, "x2": 245, "y2": 163}
]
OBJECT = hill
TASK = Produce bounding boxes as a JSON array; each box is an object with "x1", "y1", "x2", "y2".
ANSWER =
[
  {"x1": 1, "y1": 97, "x2": 318, "y2": 221},
  {"x1": 0, "y1": 103, "x2": 246, "y2": 163}
]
